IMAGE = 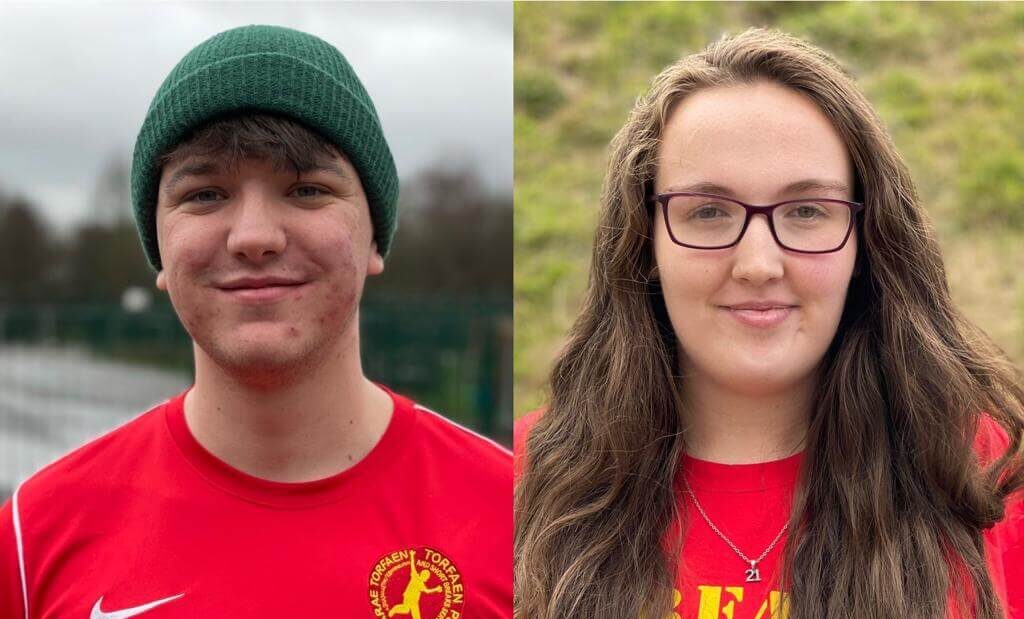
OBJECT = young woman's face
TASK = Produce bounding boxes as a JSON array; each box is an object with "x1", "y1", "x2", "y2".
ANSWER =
[{"x1": 653, "y1": 81, "x2": 857, "y2": 396}]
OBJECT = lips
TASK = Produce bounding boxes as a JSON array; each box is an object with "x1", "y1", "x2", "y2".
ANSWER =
[
  {"x1": 217, "y1": 276, "x2": 305, "y2": 290},
  {"x1": 719, "y1": 302, "x2": 797, "y2": 328},
  {"x1": 215, "y1": 276, "x2": 308, "y2": 303},
  {"x1": 724, "y1": 301, "x2": 796, "y2": 311}
]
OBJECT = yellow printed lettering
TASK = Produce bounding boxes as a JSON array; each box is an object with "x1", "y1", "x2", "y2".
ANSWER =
[
  {"x1": 369, "y1": 590, "x2": 385, "y2": 617},
  {"x1": 669, "y1": 587, "x2": 682, "y2": 619},
  {"x1": 696, "y1": 586, "x2": 721, "y2": 619},
  {"x1": 696, "y1": 585, "x2": 744, "y2": 619},
  {"x1": 753, "y1": 591, "x2": 791, "y2": 619},
  {"x1": 722, "y1": 587, "x2": 743, "y2": 619}
]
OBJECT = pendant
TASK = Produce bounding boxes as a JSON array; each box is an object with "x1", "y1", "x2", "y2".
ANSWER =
[{"x1": 744, "y1": 561, "x2": 761, "y2": 583}]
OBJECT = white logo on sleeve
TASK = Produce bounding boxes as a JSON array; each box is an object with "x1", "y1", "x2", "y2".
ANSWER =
[{"x1": 90, "y1": 593, "x2": 184, "y2": 618}]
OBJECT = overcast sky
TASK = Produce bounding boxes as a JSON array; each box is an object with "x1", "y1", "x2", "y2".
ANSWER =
[{"x1": 0, "y1": 2, "x2": 512, "y2": 230}]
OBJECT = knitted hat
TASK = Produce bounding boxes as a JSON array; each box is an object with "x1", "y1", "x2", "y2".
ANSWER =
[{"x1": 130, "y1": 24, "x2": 399, "y2": 270}]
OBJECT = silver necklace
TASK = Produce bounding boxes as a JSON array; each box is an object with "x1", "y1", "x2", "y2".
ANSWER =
[{"x1": 682, "y1": 478, "x2": 789, "y2": 583}]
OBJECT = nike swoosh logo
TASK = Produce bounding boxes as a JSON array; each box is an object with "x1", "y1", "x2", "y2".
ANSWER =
[{"x1": 91, "y1": 593, "x2": 184, "y2": 619}]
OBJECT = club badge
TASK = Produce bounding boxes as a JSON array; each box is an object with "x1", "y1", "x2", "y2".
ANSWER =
[{"x1": 368, "y1": 547, "x2": 465, "y2": 619}]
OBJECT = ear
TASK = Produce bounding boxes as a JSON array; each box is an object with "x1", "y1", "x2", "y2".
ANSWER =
[
  {"x1": 367, "y1": 241, "x2": 384, "y2": 276},
  {"x1": 155, "y1": 270, "x2": 168, "y2": 291}
]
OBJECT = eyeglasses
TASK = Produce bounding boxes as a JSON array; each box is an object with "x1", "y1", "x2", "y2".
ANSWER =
[{"x1": 651, "y1": 192, "x2": 864, "y2": 253}]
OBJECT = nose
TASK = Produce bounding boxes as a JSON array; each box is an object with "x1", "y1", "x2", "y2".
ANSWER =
[
  {"x1": 730, "y1": 214, "x2": 784, "y2": 285},
  {"x1": 225, "y1": 192, "x2": 286, "y2": 264}
]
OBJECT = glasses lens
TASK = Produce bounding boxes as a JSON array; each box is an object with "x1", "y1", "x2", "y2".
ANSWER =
[
  {"x1": 664, "y1": 195, "x2": 746, "y2": 248},
  {"x1": 772, "y1": 200, "x2": 852, "y2": 252},
  {"x1": 663, "y1": 196, "x2": 854, "y2": 251}
]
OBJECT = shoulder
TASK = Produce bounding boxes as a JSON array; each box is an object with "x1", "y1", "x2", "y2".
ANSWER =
[
  {"x1": 986, "y1": 478, "x2": 1024, "y2": 615},
  {"x1": 396, "y1": 391, "x2": 512, "y2": 483},
  {"x1": 513, "y1": 409, "x2": 544, "y2": 481},
  {"x1": 514, "y1": 410, "x2": 543, "y2": 456},
  {"x1": 973, "y1": 413, "x2": 1013, "y2": 467},
  {"x1": 974, "y1": 413, "x2": 1024, "y2": 605},
  {"x1": 0, "y1": 496, "x2": 24, "y2": 618}
]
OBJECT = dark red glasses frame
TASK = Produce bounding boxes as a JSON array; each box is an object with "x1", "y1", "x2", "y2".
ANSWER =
[{"x1": 651, "y1": 192, "x2": 865, "y2": 254}]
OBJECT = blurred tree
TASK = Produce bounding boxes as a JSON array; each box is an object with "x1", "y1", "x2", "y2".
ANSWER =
[
  {"x1": 370, "y1": 164, "x2": 512, "y2": 299},
  {"x1": 55, "y1": 154, "x2": 153, "y2": 302},
  {"x1": 60, "y1": 221, "x2": 153, "y2": 302},
  {"x1": 0, "y1": 191, "x2": 55, "y2": 302},
  {"x1": 90, "y1": 155, "x2": 132, "y2": 227}
]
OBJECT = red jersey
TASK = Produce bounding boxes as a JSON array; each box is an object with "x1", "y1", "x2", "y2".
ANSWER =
[
  {"x1": 1, "y1": 388, "x2": 512, "y2": 619},
  {"x1": 515, "y1": 411, "x2": 1024, "y2": 618}
]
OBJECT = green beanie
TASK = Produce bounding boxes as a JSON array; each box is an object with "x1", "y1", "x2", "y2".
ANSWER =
[{"x1": 130, "y1": 24, "x2": 399, "y2": 270}]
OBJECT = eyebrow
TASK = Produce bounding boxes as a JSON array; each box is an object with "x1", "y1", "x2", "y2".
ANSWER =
[
  {"x1": 660, "y1": 179, "x2": 851, "y2": 199},
  {"x1": 162, "y1": 160, "x2": 222, "y2": 196},
  {"x1": 161, "y1": 159, "x2": 351, "y2": 197},
  {"x1": 303, "y1": 161, "x2": 350, "y2": 182}
]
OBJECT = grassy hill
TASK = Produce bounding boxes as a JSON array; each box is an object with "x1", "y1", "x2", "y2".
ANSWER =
[{"x1": 515, "y1": 2, "x2": 1024, "y2": 414}]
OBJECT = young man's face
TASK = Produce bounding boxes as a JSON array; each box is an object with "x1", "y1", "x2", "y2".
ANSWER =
[{"x1": 154, "y1": 152, "x2": 383, "y2": 381}]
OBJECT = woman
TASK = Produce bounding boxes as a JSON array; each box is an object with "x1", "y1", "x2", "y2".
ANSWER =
[{"x1": 515, "y1": 29, "x2": 1024, "y2": 619}]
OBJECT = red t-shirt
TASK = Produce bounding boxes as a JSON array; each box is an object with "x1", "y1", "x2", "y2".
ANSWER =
[
  {"x1": 515, "y1": 411, "x2": 1024, "y2": 618},
  {"x1": 1, "y1": 387, "x2": 512, "y2": 619}
]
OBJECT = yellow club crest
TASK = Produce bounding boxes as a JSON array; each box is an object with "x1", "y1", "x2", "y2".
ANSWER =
[{"x1": 369, "y1": 547, "x2": 465, "y2": 619}]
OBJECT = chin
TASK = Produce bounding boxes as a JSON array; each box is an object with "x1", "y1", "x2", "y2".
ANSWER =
[
  {"x1": 729, "y1": 372, "x2": 797, "y2": 396},
  {"x1": 225, "y1": 351, "x2": 315, "y2": 388},
  {"x1": 730, "y1": 357, "x2": 816, "y2": 394},
  {"x1": 688, "y1": 347, "x2": 798, "y2": 390},
  {"x1": 200, "y1": 334, "x2": 327, "y2": 385}
]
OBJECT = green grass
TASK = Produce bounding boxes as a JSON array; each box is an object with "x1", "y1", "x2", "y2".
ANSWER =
[{"x1": 515, "y1": 2, "x2": 1024, "y2": 414}]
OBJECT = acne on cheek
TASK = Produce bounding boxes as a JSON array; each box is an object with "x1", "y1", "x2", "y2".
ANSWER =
[
  {"x1": 177, "y1": 297, "x2": 222, "y2": 336},
  {"x1": 317, "y1": 241, "x2": 360, "y2": 329},
  {"x1": 318, "y1": 283, "x2": 358, "y2": 327},
  {"x1": 165, "y1": 270, "x2": 220, "y2": 337},
  {"x1": 177, "y1": 306, "x2": 205, "y2": 337}
]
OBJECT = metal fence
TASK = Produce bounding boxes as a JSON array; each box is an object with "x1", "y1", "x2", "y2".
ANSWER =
[{"x1": 0, "y1": 297, "x2": 511, "y2": 498}]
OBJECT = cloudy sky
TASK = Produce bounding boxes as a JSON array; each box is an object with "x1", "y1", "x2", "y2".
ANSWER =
[{"x1": 0, "y1": 2, "x2": 512, "y2": 230}]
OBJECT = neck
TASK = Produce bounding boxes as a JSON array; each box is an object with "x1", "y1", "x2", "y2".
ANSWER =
[
  {"x1": 681, "y1": 366, "x2": 814, "y2": 465},
  {"x1": 185, "y1": 323, "x2": 393, "y2": 482}
]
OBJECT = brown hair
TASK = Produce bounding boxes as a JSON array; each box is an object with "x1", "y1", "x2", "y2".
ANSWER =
[
  {"x1": 515, "y1": 28, "x2": 1024, "y2": 619},
  {"x1": 158, "y1": 113, "x2": 342, "y2": 175}
]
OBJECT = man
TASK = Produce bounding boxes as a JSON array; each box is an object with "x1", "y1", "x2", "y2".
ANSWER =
[{"x1": 0, "y1": 25, "x2": 511, "y2": 618}]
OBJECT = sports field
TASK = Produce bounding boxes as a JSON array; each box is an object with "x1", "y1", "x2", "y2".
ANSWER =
[{"x1": 0, "y1": 345, "x2": 190, "y2": 497}]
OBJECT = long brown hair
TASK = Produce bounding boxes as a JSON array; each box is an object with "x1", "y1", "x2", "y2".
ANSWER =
[{"x1": 515, "y1": 28, "x2": 1024, "y2": 619}]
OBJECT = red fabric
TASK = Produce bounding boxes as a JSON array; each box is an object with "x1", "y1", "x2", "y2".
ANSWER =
[
  {"x1": 514, "y1": 412, "x2": 1024, "y2": 618},
  {"x1": 974, "y1": 415, "x2": 1024, "y2": 619},
  {"x1": 1, "y1": 388, "x2": 512, "y2": 619}
]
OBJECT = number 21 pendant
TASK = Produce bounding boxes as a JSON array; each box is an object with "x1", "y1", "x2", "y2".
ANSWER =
[{"x1": 744, "y1": 560, "x2": 762, "y2": 583}]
